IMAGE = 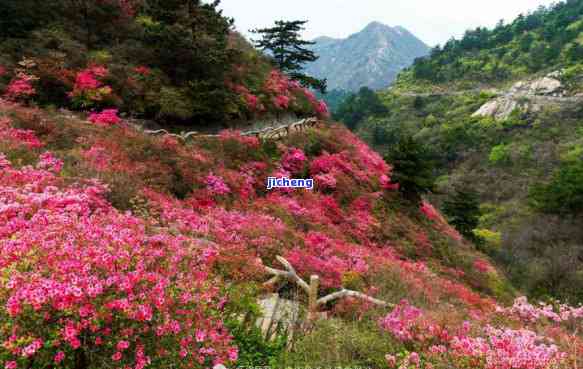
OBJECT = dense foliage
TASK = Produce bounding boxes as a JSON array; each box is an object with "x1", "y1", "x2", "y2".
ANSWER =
[
  {"x1": 443, "y1": 187, "x2": 483, "y2": 242},
  {"x1": 252, "y1": 20, "x2": 327, "y2": 94},
  {"x1": 333, "y1": 87, "x2": 388, "y2": 130},
  {"x1": 351, "y1": 86, "x2": 583, "y2": 302},
  {"x1": 0, "y1": 1, "x2": 329, "y2": 127},
  {"x1": 403, "y1": 0, "x2": 583, "y2": 86},
  {"x1": 529, "y1": 160, "x2": 583, "y2": 215},
  {"x1": 383, "y1": 134, "x2": 436, "y2": 202}
]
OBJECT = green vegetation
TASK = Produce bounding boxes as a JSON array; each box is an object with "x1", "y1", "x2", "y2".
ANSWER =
[
  {"x1": 384, "y1": 134, "x2": 436, "y2": 202},
  {"x1": 333, "y1": 87, "x2": 389, "y2": 130},
  {"x1": 0, "y1": 1, "x2": 329, "y2": 128},
  {"x1": 443, "y1": 187, "x2": 483, "y2": 242},
  {"x1": 350, "y1": 87, "x2": 583, "y2": 302},
  {"x1": 529, "y1": 161, "x2": 583, "y2": 215},
  {"x1": 252, "y1": 20, "x2": 327, "y2": 93},
  {"x1": 403, "y1": 1, "x2": 583, "y2": 87},
  {"x1": 344, "y1": 0, "x2": 583, "y2": 303}
]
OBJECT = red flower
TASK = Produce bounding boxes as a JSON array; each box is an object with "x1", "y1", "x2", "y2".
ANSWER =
[{"x1": 89, "y1": 109, "x2": 121, "y2": 126}]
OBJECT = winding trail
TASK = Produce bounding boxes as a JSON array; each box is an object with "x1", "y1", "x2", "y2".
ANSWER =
[{"x1": 143, "y1": 117, "x2": 321, "y2": 142}]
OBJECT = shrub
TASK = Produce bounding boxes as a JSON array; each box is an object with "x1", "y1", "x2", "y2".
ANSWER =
[
  {"x1": 3, "y1": 73, "x2": 37, "y2": 102},
  {"x1": 384, "y1": 134, "x2": 436, "y2": 202},
  {"x1": 488, "y1": 143, "x2": 511, "y2": 165},
  {"x1": 442, "y1": 187, "x2": 482, "y2": 241},
  {"x1": 277, "y1": 319, "x2": 393, "y2": 368},
  {"x1": 529, "y1": 161, "x2": 583, "y2": 215},
  {"x1": 158, "y1": 87, "x2": 195, "y2": 121},
  {"x1": 0, "y1": 154, "x2": 238, "y2": 369},
  {"x1": 88, "y1": 108, "x2": 121, "y2": 126}
]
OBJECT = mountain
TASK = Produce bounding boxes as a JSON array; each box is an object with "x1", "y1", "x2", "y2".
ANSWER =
[
  {"x1": 304, "y1": 22, "x2": 430, "y2": 92},
  {"x1": 341, "y1": 0, "x2": 583, "y2": 304}
]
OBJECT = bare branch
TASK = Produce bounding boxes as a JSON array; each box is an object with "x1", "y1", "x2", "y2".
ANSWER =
[
  {"x1": 144, "y1": 129, "x2": 170, "y2": 135},
  {"x1": 317, "y1": 289, "x2": 393, "y2": 307},
  {"x1": 263, "y1": 256, "x2": 392, "y2": 309},
  {"x1": 262, "y1": 256, "x2": 310, "y2": 293}
]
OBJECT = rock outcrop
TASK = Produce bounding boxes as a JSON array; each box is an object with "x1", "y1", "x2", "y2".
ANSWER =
[{"x1": 473, "y1": 72, "x2": 565, "y2": 120}]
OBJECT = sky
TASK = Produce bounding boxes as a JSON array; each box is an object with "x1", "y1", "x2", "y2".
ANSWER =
[{"x1": 215, "y1": 0, "x2": 558, "y2": 47}]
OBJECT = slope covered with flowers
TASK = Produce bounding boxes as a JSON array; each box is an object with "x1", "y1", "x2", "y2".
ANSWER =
[{"x1": 1, "y1": 100, "x2": 582, "y2": 368}]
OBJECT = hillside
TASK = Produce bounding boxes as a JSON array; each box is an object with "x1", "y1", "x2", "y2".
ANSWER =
[
  {"x1": 398, "y1": 0, "x2": 583, "y2": 91},
  {"x1": 2, "y1": 97, "x2": 583, "y2": 368},
  {"x1": 305, "y1": 22, "x2": 429, "y2": 92},
  {"x1": 344, "y1": 0, "x2": 583, "y2": 305},
  {"x1": 0, "y1": 1, "x2": 329, "y2": 128},
  {"x1": 3, "y1": 1, "x2": 583, "y2": 368}
]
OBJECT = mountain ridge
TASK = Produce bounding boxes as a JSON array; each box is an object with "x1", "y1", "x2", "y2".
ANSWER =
[{"x1": 305, "y1": 22, "x2": 429, "y2": 92}]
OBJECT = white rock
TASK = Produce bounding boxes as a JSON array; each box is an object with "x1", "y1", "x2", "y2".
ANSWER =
[
  {"x1": 529, "y1": 77, "x2": 562, "y2": 95},
  {"x1": 472, "y1": 97, "x2": 520, "y2": 120}
]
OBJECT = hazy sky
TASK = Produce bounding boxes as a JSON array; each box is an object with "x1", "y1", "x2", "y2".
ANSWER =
[{"x1": 216, "y1": 0, "x2": 557, "y2": 46}]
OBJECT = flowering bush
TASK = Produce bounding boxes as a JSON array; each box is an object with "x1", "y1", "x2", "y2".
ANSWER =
[
  {"x1": 499, "y1": 296, "x2": 583, "y2": 324},
  {"x1": 69, "y1": 65, "x2": 113, "y2": 108},
  {"x1": 36, "y1": 151, "x2": 64, "y2": 173},
  {"x1": 474, "y1": 259, "x2": 493, "y2": 274},
  {"x1": 134, "y1": 66, "x2": 151, "y2": 76},
  {"x1": 89, "y1": 108, "x2": 121, "y2": 126},
  {"x1": 448, "y1": 327, "x2": 565, "y2": 369},
  {"x1": 380, "y1": 299, "x2": 572, "y2": 369},
  {"x1": 0, "y1": 154, "x2": 237, "y2": 369},
  {"x1": 230, "y1": 69, "x2": 330, "y2": 119},
  {"x1": 421, "y1": 201, "x2": 440, "y2": 221},
  {"x1": 0, "y1": 117, "x2": 43, "y2": 149},
  {"x1": 206, "y1": 173, "x2": 231, "y2": 196},
  {"x1": 2, "y1": 102, "x2": 583, "y2": 368},
  {"x1": 273, "y1": 95, "x2": 291, "y2": 109},
  {"x1": 3, "y1": 73, "x2": 37, "y2": 102},
  {"x1": 218, "y1": 129, "x2": 260, "y2": 148},
  {"x1": 281, "y1": 148, "x2": 307, "y2": 173},
  {"x1": 379, "y1": 300, "x2": 424, "y2": 342}
]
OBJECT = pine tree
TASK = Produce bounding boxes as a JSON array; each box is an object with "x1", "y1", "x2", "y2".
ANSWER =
[
  {"x1": 384, "y1": 134, "x2": 436, "y2": 202},
  {"x1": 252, "y1": 20, "x2": 327, "y2": 93},
  {"x1": 443, "y1": 187, "x2": 482, "y2": 241}
]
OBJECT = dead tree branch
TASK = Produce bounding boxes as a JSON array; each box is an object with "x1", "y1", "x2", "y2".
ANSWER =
[{"x1": 263, "y1": 256, "x2": 393, "y2": 316}]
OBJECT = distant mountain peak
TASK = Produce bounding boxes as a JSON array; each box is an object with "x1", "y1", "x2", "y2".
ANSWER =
[
  {"x1": 312, "y1": 36, "x2": 341, "y2": 44},
  {"x1": 363, "y1": 21, "x2": 389, "y2": 30},
  {"x1": 305, "y1": 23, "x2": 429, "y2": 92}
]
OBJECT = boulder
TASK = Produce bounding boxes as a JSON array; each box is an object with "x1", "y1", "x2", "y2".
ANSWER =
[
  {"x1": 472, "y1": 97, "x2": 520, "y2": 120},
  {"x1": 529, "y1": 76, "x2": 562, "y2": 95},
  {"x1": 509, "y1": 72, "x2": 563, "y2": 97}
]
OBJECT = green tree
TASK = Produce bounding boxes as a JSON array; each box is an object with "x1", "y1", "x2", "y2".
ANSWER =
[
  {"x1": 252, "y1": 20, "x2": 327, "y2": 93},
  {"x1": 334, "y1": 87, "x2": 388, "y2": 130},
  {"x1": 142, "y1": 0, "x2": 237, "y2": 123},
  {"x1": 384, "y1": 134, "x2": 436, "y2": 202},
  {"x1": 0, "y1": 0, "x2": 58, "y2": 39},
  {"x1": 442, "y1": 187, "x2": 482, "y2": 241},
  {"x1": 529, "y1": 161, "x2": 583, "y2": 215}
]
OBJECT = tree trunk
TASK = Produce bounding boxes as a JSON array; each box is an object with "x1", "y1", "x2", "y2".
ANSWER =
[{"x1": 75, "y1": 350, "x2": 89, "y2": 369}]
